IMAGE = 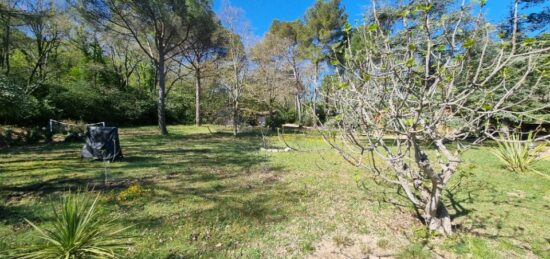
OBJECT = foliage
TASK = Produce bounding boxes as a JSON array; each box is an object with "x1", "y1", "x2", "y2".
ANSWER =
[
  {"x1": 0, "y1": 126, "x2": 52, "y2": 147},
  {"x1": 268, "y1": 108, "x2": 297, "y2": 128},
  {"x1": 16, "y1": 192, "x2": 131, "y2": 258},
  {"x1": 491, "y1": 132, "x2": 548, "y2": 173},
  {"x1": 0, "y1": 76, "x2": 44, "y2": 123}
]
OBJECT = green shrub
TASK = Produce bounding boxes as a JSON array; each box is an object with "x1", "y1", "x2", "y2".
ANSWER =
[
  {"x1": 23, "y1": 127, "x2": 52, "y2": 145},
  {"x1": 0, "y1": 127, "x2": 51, "y2": 147},
  {"x1": 491, "y1": 132, "x2": 547, "y2": 173},
  {"x1": 0, "y1": 127, "x2": 14, "y2": 147},
  {"x1": 16, "y1": 192, "x2": 132, "y2": 258},
  {"x1": 267, "y1": 108, "x2": 297, "y2": 128}
]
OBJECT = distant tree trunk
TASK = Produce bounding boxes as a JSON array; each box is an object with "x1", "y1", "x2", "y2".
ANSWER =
[
  {"x1": 157, "y1": 52, "x2": 168, "y2": 135},
  {"x1": 324, "y1": 83, "x2": 330, "y2": 117},
  {"x1": 232, "y1": 99, "x2": 239, "y2": 136},
  {"x1": 295, "y1": 95, "x2": 302, "y2": 125},
  {"x1": 195, "y1": 69, "x2": 201, "y2": 126},
  {"x1": 312, "y1": 61, "x2": 319, "y2": 126},
  {"x1": 268, "y1": 101, "x2": 274, "y2": 130},
  {"x1": 3, "y1": 14, "x2": 10, "y2": 75}
]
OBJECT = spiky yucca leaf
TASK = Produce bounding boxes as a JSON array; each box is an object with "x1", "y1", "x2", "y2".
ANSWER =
[
  {"x1": 492, "y1": 132, "x2": 547, "y2": 174},
  {"x1": 15, "y1": 192, "x2": 131, "y2": 259}
]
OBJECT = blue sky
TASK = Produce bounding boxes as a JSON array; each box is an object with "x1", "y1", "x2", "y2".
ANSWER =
[{"x1": 213, "y1": 0, "x2": 544, "y2": 37}]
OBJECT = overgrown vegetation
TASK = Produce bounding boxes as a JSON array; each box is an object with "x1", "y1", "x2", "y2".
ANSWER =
[{"x1": 14, "y1": 192, "x2": 131, "y2": 258}]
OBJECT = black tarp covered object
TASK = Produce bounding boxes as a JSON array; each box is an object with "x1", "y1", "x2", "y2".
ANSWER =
[{"x1": 81, "y1": 126, "x2": 123, "y2": 161}]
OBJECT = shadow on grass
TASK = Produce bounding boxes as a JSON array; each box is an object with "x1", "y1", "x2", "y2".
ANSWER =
[
  {"x1": 0, "y1": 203, "x2": 43, "y2": 225},
  {"x1": 0, "y1": 128, "x2": 284, "y2": 234}
]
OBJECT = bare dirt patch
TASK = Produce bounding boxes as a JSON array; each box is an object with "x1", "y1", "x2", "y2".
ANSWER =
[
  {"x1": 307, "y1": 233, "x2": 407, "y2": 259},
  {"x1": 307, "y1": 212, "x2": 419, "y2": 258}
]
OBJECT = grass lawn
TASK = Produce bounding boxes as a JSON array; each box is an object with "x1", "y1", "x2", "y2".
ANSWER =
[{"x1": 0, "y1": 125, "x2": 549, "y2": 258}]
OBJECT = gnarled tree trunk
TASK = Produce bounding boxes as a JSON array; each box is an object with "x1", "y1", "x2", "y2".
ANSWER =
[{"x1": 423, "y1": 179, "x2": 452, "y2": 235}]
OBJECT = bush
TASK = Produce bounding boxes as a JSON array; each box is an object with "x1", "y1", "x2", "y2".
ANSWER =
[
  {"x1": 22, "y1": 127, "x2": 52, "y2": 144},
  {"x1": 267, "y1": 108, "x2": 297, "y2": 128},
  {"x1": 16, "y1": 192, "x2": 132, "y2": 258},
  {"x1": 0, "y1": 126, "x2": 52, "y2": 147},
  {"x1": 491, "y1": 132, "x2": 547, "y2": 173},
  {"x1": 302, "y1": 105, "x2": 326, "y2": 127},
  {"x1": 0, "y1": 76, "x2": 43, "y2": 124}
]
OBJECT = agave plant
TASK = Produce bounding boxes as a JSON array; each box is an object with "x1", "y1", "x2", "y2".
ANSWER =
[
  {"x1": 491, "y1": 132, "x2": 547, "y2": 174},
  {"x1": 16, "y1": 192, "x2": 131, "y2": 259}
]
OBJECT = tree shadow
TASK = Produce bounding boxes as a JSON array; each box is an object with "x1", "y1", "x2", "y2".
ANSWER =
[{"x1": 0, "y1": 128, "x2": 281, "y2": 238}]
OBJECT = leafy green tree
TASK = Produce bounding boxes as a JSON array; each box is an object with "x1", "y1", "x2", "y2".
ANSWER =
[
  {"x1": 23, "y1": 0, "x2": 67, "y2": 88},
  {"x1": 268, "y1": 20, "x2": 308, "y2": 124},
  {"x1": 78, "y1": 0, "x2": 212, "y2": 135},
  {"x1": 180, "y1": 5, "x2": 224, "y2": 126},
  {"x1": 0, "y1": 0, "x2": 21, "y2": 75},
  {"x1": 304, "y1": 0, "x2": 347, "y2": 123}
]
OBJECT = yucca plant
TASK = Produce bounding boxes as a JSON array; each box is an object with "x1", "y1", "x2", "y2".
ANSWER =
[
  {"x1": 492, "y1": 132, "x2": 547, "y2": 174},
  {"x1": 15, "y1": 192, "x2": 132, "y2": 258}
]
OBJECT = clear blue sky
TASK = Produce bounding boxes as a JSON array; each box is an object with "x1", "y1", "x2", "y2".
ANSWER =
[{"x1": 213, "y1": 0, "x2": 544, "y2": 37}]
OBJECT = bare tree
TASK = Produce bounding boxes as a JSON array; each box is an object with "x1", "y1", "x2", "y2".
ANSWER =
[
  {"x1": 323, "y1": 0, "x2": 548, "y2": 235},
  {"x1": 106, "y1": 37, "x2": 141, "y2": 89},
  {"x1": 24, "y1": 0, "x2": 66, "y2": 90},
  {"x1": 219, "y1": 1, "x2": 250, "y2": 136},
  {"x1": 250, "y1": 32, "x2": 294, "y2": 128}
]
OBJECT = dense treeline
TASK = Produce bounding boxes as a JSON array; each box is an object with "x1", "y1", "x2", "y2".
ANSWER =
[{"x1": 0, "y1": 0, "x2": 548, "y2": 135}]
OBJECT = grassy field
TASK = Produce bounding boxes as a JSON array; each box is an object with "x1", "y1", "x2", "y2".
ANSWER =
[{"x1": 0, "y1": 125, "x2": 549, "y2": 258}]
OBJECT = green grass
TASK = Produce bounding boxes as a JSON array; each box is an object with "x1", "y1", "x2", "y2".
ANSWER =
[{"x1": 0, "y1": 125, "x2": 549, "y2": 258}]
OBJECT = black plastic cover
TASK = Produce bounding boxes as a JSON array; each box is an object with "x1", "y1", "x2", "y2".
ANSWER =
[{"x1": 81, "y1": 127, "x2": 123, "y2": 161}]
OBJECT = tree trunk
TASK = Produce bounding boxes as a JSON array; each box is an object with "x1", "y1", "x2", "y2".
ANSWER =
[
  {"x1": 296, "y1": 95, "x2": 302, "y2": 125},
  {"x1": 232, "y1": 99, "x2": 239, "y2": 136},
  {"x1": 419, "y1": 170, "x2": 452, "y2": 235},
  {"x1": 157, "y1": 54, "x2": 168, "y2": 135},
  {"x1": 195, "y1": 69, "x2": 201, "y2": 126},
  {"x1": 3, "y1": 14, "x2": 10, "y2": 75},
  {"x1": 269, "y1": 98, "x2": 274, "y2": 130},
  {"x1": 324, "y1": 86, "x2": 330, "y2": 117},
  {"x1": 312, "y1": 61, "x2": 319, "y2": 126},
  {"x1": 425, "y1": 194, "x2": 452, "y2": 235}
]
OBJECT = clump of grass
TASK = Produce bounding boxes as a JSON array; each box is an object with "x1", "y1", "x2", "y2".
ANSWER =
[
  {"x1": 16, "y1": 192, "x2": 132, "y2": 258},
  {"x1": 396, "y1": 243, "x2": 432, "y2": 259},
  {"x1": 446, "y1": 235, "x2": 496, "y2": 258},
  {"x1": 491, "y1": 132, "x2": 547, "y2": 174},
  {"x1": 332, "y1": 234, "x2": 354, "y2": 247},
  {"x1": 377, "y1": 239, "x2": 390, "y2": 249}
]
